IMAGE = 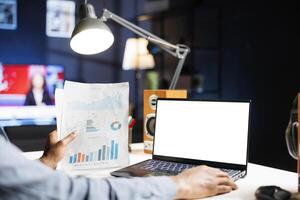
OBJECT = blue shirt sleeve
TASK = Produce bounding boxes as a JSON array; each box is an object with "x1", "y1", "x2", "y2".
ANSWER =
[{"x1": 0, "y1": 137, "x2": 177, "y2": 200}]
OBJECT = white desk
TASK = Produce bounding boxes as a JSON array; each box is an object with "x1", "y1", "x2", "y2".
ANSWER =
[{"x1": 24, "y1": 143, "x2": 297, "y2": 199}]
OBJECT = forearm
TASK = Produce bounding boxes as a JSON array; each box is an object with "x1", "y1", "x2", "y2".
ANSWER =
[
  {"x1": 0, "y1": 138, "x2": 177, "y2": 199},
  {"x1": 103, "y1": 176, "x2": 177, "y2": 200},
  {"x1": 1, "y1": 166, "x2": 176, "y2": 200},
  {"x1": 0, "y1": 138, "x2": 95, "y2": 199},
  {"x1": 39, "y1": 156, "x2": 57, "y2": 169}
]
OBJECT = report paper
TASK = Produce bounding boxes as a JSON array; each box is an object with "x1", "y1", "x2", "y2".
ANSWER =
[{"x1": 56, "y1": 81, "x2": 129, "y2": 170}]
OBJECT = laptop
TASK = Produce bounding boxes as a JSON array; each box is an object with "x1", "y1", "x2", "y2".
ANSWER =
[{"x1": 111, "y1": 99, "x2": 251, "y2": 181}]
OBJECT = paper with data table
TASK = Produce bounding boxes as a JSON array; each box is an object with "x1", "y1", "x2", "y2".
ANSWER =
[{"x1": 56, "y1": 81, "x2": 129, "y2": 170}]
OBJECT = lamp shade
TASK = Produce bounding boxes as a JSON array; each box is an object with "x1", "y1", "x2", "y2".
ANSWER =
[
  {"x1": 70, "y1": 18, "x2": 114, "y2": 55},
  {"x1": 122, "y1": 38, "x2": 155, "y2": 70}
]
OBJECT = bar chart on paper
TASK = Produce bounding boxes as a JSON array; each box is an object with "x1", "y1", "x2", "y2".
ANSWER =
[{"x1": 68, "y1": 140, "x2": 119, "y2": 164}]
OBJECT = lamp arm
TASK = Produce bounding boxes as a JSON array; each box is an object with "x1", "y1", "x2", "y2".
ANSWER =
[
  {"x1": 102, "y1": 8, "x2": 190, "y2": 89},
  {"x1": 169, "y1": 50, "x2": 189, "y2": 89},
  {"x1": 102, "y1": 9, "x2": 190, "y2": 58}
]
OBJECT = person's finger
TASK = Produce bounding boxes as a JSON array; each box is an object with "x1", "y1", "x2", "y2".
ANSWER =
[
  {"x1": 60, "y1": 132, "x2": 76, "y2": 146},
  {"x1": 48, "y1": 130, "x2": 58, "y2": 145},
  {"x1": 216, "y1": 185, "x2": 232, "y2": 194},
  {"x1": 217, "y1": 177, "x2": 237, "y2": 189},
  {"x1": 205, "y1": 166, "x2": 224, "y2": 174},
  {"x1": 216, "y1": 171, "x2": 229, "y2": 177}
]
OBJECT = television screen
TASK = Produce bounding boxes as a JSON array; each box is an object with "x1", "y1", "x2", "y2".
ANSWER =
[{"x1": 0, "y1": 64, "x2": 64, "y2": 126}]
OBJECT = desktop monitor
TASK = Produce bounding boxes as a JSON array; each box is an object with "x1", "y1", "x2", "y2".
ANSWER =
[{"x1": 0, "y1": 64, "x2": 64, "y2": 126}]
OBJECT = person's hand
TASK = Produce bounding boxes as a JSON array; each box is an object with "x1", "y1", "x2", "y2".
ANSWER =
[
  {"x1": 39, "y1": 130, "x2": 76, "y2": 169},
  {"x1": 171, "y1": 165, "x2": 237, "y2": 199}
]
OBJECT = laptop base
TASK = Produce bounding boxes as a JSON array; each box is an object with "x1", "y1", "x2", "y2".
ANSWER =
[{"x1": 111, "y1": 159, "x2": 246, "y2": 181}]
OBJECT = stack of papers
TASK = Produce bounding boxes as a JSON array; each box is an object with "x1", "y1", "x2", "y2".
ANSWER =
[{"x1": 55, "y1": 81, "x2": 129, "y2": 170}]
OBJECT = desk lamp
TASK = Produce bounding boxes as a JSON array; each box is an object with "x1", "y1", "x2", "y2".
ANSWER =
[{"x1": 70, "y1": 3, "x2": 190, "y2": 89}]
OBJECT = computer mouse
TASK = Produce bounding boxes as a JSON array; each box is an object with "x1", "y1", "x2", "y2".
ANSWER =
[
  {"x1": 273, "y1": 189, "x2": 292, "y2": 200},
  {"x1": 255, "y1": 186, "x2": 291, "y2": 200},
  {"x1": 255, "y1": 186, "x2": 277, "y2": 200}
]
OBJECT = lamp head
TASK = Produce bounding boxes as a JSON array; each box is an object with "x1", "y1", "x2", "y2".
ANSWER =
[{"x1": 70, "y1": 3, "x2": 114, "y2": 55}]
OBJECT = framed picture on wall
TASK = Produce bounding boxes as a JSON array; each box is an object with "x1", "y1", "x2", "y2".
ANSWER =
[
  {"x1": 46, "y1": 0, "x2": 75, "y2": 38},
  {"x1": 0, "y1": 0, "x2": 17, "y2": 30}
]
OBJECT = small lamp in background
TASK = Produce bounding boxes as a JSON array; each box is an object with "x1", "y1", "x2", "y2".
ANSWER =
[
  {"x1": 122, "y1": 38, "x2": 155, "y2": 122},
  {"x1": 122, "y1": 38, "x2": 155, "y2": 70}
]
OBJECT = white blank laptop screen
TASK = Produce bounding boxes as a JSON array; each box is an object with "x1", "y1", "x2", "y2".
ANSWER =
[{"x1": 153, "y1": 100, "x2": 250, "y2": 165}]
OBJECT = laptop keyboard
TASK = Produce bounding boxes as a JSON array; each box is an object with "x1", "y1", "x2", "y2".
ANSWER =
[
  {"x1": 133, "y1": 160, "x2": 196, "y2": 174},
  {"x1": 221, "y1": 168, "x2": 242, "y2": 178},
  {"x1": 133, "y1": 160, "x2": 243, "y2": 180}
]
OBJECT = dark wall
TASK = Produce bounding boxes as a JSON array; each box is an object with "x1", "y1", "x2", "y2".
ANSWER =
[
  {"x1": 196, "y1": 0, "x2": 298, "y2": 171},
  {"x1": 220, "y1": 1, "x2": 299, "y2": 172},
  {"x1": 0, "y1": 1, "x2": 46, "y2": 63}
]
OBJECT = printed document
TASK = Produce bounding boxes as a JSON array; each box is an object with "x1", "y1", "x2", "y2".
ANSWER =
[{"x1": 56, "y1": 81, "x2": 129, "y2": 170}]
